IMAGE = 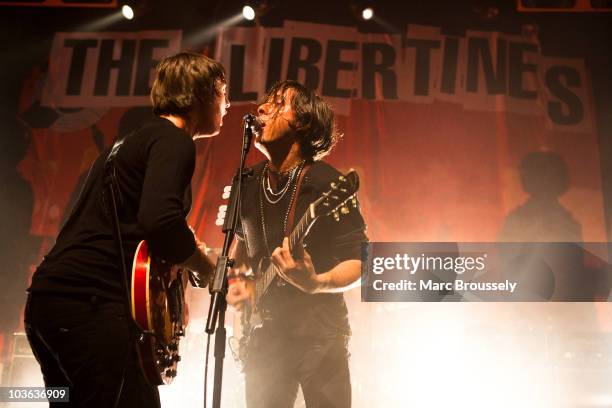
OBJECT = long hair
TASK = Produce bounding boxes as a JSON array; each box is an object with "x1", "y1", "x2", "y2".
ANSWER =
[{"x1": 261, "y1": 80, "x2": 341, "y2": 160}]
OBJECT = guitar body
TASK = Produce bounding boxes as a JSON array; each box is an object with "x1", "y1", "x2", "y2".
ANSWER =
[{"x1": 131, "y1": 240, "x2": 188, "y2": 385}]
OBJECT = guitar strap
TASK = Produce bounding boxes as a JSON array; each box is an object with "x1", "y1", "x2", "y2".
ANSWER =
[
  {"x1": 285, "y1": 162, "x2": 311, "y2": 237},
  {"x1": 103, "y1": 132, "x2": 199, "y2": 327},
  {"x1": 102, "y1": 134, "x2": 143, "y2": 336},
  {"x1": 102, "y1": 134, "x2": 145, "y2": 408}
]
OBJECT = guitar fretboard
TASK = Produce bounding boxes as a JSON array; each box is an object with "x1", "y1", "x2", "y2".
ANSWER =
[{"x1": 253, "y1": 207, "x2": 314, "y2": 306}]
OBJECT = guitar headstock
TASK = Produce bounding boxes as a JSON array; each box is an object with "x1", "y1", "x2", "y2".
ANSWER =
[{"x1": 312, "y1": 169, "x2": 360, "y2": 221}]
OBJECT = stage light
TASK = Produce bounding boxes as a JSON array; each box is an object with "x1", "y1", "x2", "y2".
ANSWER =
[
  {"x1": 362, "y1": 7, "x2": 374, "y2": 20},
  {"x1": 121, "y1": 4, "x2": 134, "y2": 20},
  {"x1": 242, "y1": 5, "x2": 255, "y2": 20},
  {"x1": 185, "y1": 1, "x2": 271, "y2": 47}
]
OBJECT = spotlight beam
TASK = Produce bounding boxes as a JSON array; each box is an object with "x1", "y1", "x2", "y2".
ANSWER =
[
  {"x1": 183, "y1": 13, "x2": 245, "y2": 48},
  {"x1": 74, "y1": 11, "x2": 123, "y2": 31}
]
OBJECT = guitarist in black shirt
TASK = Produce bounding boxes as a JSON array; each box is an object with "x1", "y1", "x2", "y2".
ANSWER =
[
  {"x1": 227, "y1": 80, "x2": 367, "y2": 408},
  {"x1": 25, "y1": 52, "x2": 228, "y2": 407}
]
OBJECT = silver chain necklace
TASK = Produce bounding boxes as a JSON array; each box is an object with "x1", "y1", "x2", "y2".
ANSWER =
[
  {"x1": 262, "y1": 162, "x2": 301, "y2": 204},
  {"x1": 259, "y1": 161, "x2": 304, "y2": 256}
]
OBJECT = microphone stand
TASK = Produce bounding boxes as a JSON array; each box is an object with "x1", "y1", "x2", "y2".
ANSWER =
[{"x1": 205, "y1": 114, "x2": 255, "y2": 408}]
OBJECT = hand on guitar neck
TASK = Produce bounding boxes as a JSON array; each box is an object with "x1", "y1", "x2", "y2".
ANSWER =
[
  {"x1": 269, "y1": 237, "x2": 361, "y2": 294},
  {"x1": 270, "y1": 237, "x2": 320, "y2": 294},
  {"x1": 225, "y1": 236, "x2": 319, "y2": 310},
  {"x1": 226, "y1": 235, "x2": 356, "y2": 313},
  {"x1": 179, "y1": 238, "x2": 215, "y2": 287}
]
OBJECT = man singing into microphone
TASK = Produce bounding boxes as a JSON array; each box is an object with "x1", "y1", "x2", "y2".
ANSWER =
[{"x1": 227, "y1": 80, "x2": 368, "y2": 408}]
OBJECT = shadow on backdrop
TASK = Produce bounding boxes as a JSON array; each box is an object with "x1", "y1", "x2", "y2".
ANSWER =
[{"x1": 497, "y1": 151, "x2": 609, "y2": 301}]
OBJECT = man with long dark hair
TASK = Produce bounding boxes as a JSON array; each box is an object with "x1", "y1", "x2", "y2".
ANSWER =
[
  {"x1": 25, "y1": 52, "x2": 229, "y2": 407},
  {"x1": 227, "y1": 80, "x2": 367, "y2": 407}
]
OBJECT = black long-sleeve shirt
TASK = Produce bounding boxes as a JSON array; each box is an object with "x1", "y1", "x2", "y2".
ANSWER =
[{"x1": 29, "y1": 117, "x2": 196, "y2": 301}]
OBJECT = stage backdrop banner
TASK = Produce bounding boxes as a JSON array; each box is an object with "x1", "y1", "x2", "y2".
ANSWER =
[
  {"x1": 215, "y1": 21, "x2": 593, "y2": 134},
  {"x1": 20, "y1": 30, "x2": 181, "y2": 237},
  {"x1": 209, "y1": 20, "x2": 604, "y2": 246},
  {"x1": 41, "y1": 30, "x2": 182, "y2": 108},
  {"x1": 18, "y1": 22, "x2": 606, "y2": 264}
]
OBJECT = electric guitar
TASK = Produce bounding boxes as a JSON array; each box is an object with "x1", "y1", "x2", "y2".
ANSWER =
[
  {"x1": 230, "y1": 169, "x2": 360, "y2": 367},
  {"x1": 131, "y1": 240, "x2": 190, "y2": 385}
]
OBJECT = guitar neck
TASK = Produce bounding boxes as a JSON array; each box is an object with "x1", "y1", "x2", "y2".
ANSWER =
[
  {"x1": 253, "y1": 207, "x2": 315, "y2": 307},
  {"x1": 288, "y1": 205, "x2": 314, "y2": 253}
]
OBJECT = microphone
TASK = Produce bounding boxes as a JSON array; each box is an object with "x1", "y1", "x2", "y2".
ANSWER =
[
  {"x1": 243, "y1": 114, "x2": 263, "y2": 137},
  {"x1": 241, "y1": 114, "x2": 259, "y2": 154}
]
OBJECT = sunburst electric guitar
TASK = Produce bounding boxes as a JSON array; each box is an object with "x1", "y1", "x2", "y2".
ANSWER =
[
  {"x1": 230, "y1": 170, "x2": 360, "y2": 366},
  {"x1": 131, "y1": 241, "x2": 191, "y2": 385}
]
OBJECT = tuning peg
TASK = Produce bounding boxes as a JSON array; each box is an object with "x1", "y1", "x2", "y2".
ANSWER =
[
  {"x1": 340, "y1": 205, "x2": 350, "y2": 215},
  {"x1": 330, "y1": 182, "x2": 337, "y2": 190},
  {"x1": 339, "y1": 175, "x2": 346, "y2": 182},
  {"x1": 351, "y1": 197, "x2": 358, "y2": 208},
  {"x1": 332, "y1": 210, "x2": 340, "y2": 222},
  {"x1": 340, "y1": 187, "x2": 348, "y2": 193}
]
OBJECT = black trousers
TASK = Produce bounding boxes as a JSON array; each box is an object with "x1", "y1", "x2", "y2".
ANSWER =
[
  {"x1": 24, "y1": 293, "x2": 160, "y2": 408},
  {"x1": 244, "y1": 327, "x2": 351, "y2": 408}
]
